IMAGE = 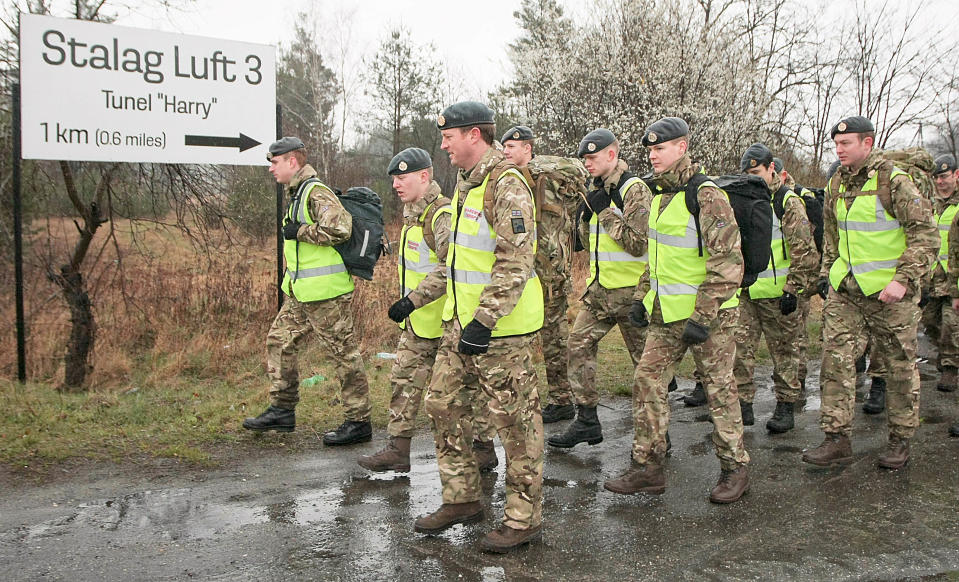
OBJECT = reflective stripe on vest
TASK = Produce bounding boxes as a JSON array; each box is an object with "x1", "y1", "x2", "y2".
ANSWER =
[
  {"x1": 281, "y1": 180, "x2": 354, "y2": 302},
  {"x1": 828, "y1": 170, "x2": 908, "y2": 296},
  {"x1": 442, "y1": 170, "x2": 544, "y2": 337},
  {"x1": 748, "y1": 193, "x2": 795, "y2": 299},
  {"x1": 397, "y1": 201, "x2": 451, "y2": 339},
  {"x1": 643, "y1": 185, "x2": 738, "y2": 324},
  {"x1": 586, "y1": 177, "x2": 648, "y2": 289},
  {"x1": 936, "y1": 203, "x2": 959, "y2": 272}
]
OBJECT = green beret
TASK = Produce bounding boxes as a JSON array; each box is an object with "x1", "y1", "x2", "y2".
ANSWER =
[
  {"x1": 830, "y1": 116, "x2": 874, "y2": 139},
  {"x1": 933, "y1": 154, "x2": 957, "y2": 175},
  {"x1": 436, "y1": 101, "x2": 495, "y2": 130},
  {"x1": 577, "y1": 128, "x2": 616, "y2": 157},
  {"x1": 642, "y1": 117, "x2": 689, "y2": 147},
  {"x1": 266, "y1": 136, "x2": 305, "y2": 161},
  {"x1": 740, "y1": 143, "x2": 774, "y2": 172},
  {"x1": 773, "y1": 157, "x2": 785, "y2": 173},
  {"x1": 388, "y1": 147, "x2": 432, "y2": 176},
  {"x1": 501, "y1": 125, "x2": 535, "y2": 143}
]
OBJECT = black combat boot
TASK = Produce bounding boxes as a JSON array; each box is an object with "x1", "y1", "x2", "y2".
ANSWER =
[
  {"x1": 546, "y1": 405, "x2": 603, "y2": 448},
  {"x1": 766, "y1": 401, "x2": 794, "y2": 433},
  {"x1": 242, "y1": 406, "x2": 295, "y2": 432},
  {"x1": 863, "y1": 377, "x2": 886, "y2": 414},
  {"x1": 541, "y1": 403, "x2": 576, "y2": 423},
  {"x1": 322, "y1": 420, "x2": 372, "y2": 446},
  {"x1": 683, "y1": 382, "x2": 707, "y2": 407},
  {"x1": 740, "y1": 399, "x2": 754, "y2": 426}
]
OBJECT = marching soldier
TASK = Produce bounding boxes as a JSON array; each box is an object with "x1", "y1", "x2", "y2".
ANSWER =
[
  {"x1": 606, "y1": 117, "x2": 750, "y2": 504},
  {"x1": 803, "y1": 116, "x2": 938, "y2": 469},
  {"x1": 358, "y1": 148, "x2": 497, "y2": 474},
  {"x1": 411, "y1": 102, "x2": 545, "y2": 553},
  {"x1": 548, "y1": 128, "x2": 653, "y2": 449},
  {"x1": 735, "y1": 144, "x2": 819, "y2": 433},
  {"x1": 243, "y1": 137, "x2": 372, "y2": 446}
]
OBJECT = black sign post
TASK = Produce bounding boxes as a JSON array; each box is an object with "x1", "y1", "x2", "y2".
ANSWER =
[{"x1": 12, "y1": 83, "x2": 26, "y2": 383}]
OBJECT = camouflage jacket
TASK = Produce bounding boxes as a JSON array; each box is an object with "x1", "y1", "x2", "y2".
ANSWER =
[
  {"x1": 408, "y1": 147, "x2": 537, "y2": 330},
  {"x1": 288, "y1": 164, "x2": 351, "y2": 247},
  {"x1": 947, "y1": 209, "x2": 959, "y2": 298},
  {"x1": 403, "y1": 181, "x2": 452, "y2": 301},
  {"x1": 769, "y1": 172, "x2": 820, "y2": 296},
  {"x1": 821, "y1": 150, "x2": 938, "y2": 296},
  {"x1": 576, "y1": 159, "x2": 654, "y2": 264},
  {"x1": 930, "y1": 186, "x2": 959, "y2": 295},
  {"x1": 636, "y1": 154, "x2": 743, "y2": 325}
]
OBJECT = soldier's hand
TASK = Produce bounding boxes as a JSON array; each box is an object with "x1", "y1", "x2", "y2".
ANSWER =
[
  {"x1": 681, "y1": 319, "x2": 709, "y2": 345},
  {"x1": 878, "y1": 280, "x2": 907, "y2": 304},
  {"x1": 579, "y1": 201, "x2": 593, "y2": 223},
  {"x1": 387, "y1": 297, "x2": 415, "y2": 323},
  {"x1": 282, "y1": 221, "x2": 302, "y2": 240},
  {"x1": 953, "y1": 298, "x2": 959, "y2": 312},
  {"x1": 817, "y1": 277, "x2": 830, "y2": 300},
  {"x1": 586, "y1": 189, "x2": 611, "y2": 214},
  {"x1": 458, "y1": 320, "x2": 491, "y2": 355},
  {"x1": 629, "y1": 300, "x2": 649, "y2": 327},
  {"x1": 779, "y1": 291, "x2": 798, "y2": 315}
]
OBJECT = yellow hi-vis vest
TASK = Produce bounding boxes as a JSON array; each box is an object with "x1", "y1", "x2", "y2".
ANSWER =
[
  {"x1": 398, "y1": 199, "x2": 452, "y2": 339},
  {"x1": 586, "y1": 177, "x2": 648, "y2": 289},
  {"x1": 935, "y1": 203, "x2": 959, "y2": 274},
  {"x1": 828, "y1": 169, "x2": 909, "y2": 296},
  {"x1": 643, "y1": 184, "x2": 739, "y2": 324},
  {"x1": 748, "y1": 191, "x2": 799, "y2": 299},
  {"x1": 281, "y1": 179, "x2": 354, "y2": 302},
  {"x1": 442, "y1": 170, "x2": 544, "y2": 337}
]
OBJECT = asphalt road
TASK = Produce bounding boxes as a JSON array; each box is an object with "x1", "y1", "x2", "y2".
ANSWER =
[{"x1": 2, "y1": 359, "x2": 958, "y2": 581}]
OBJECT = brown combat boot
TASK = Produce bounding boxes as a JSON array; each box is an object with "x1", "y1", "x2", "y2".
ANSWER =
[
  {"x1": 709, "y1": 466, "x2": 750, "y2": 504},
  {"x1": 937, "y1": 366, "x2": 958, "y2": 392},
  {"x1": 357, "y1": 436, "x2": 411, "y2": 472},
  {"x1": 473, "y1": 440, "x2": 498, "y2": 472},
  {"x1": 877, "y1": 436, "x2": 910, "y2": 469},
  {"x1": 480, "y1": 524, "x2": 542, "y2": 553},
  {"x1": 603, "y1": 460, "x2": 666, "y2": 495},
  {"x1": 413, "y1": 502, "x2": 484, "y2": 534},
  {"x1": 802, "y1": 433, "x2": 853, "y2": 466}
]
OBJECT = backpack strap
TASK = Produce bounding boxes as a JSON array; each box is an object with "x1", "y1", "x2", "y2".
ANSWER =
[
  {"x1": 684, "y1": 173, "x2": 710, "y2": 258},
  {"x1": 772, "y1": 185, "x2": 791, "y2": 221},
  {"x1": 611, "y1": 171, "x2": 638, "y2": 212},
  {"x1": 830, "y1": 164, "x2": 896, "y2": 219},
  {"x1": 483, "y1": 163, "x2": 534, "y2": 227},
  {"x1": 421, "y1": 195, "x2": 452, "y2": 252}
]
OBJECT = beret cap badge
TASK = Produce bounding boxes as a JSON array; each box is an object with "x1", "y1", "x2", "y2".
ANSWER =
[
  {"x1": 648, "y1": 132, "x2": 658, "y2": 143},
  {"x1": 398, "y1": 161, "x2": 408, "y2": 171},
  {"x1": 837, "y1": 122, "x2": 847, "y2": 132},
  {"x1": 587, "y1": 142, "x2": 596, "y2": 152},
  {"x1": 437, "y1": 114, "x2": 446, "y2": 127},
  {"x1": 943, "y1": 163, "x2": 949, "y2": 171},
  {"x1": 513, "y1": 131, "x2": 520, "y2": 139},
  {"x1": 750, "y1": 159, "x2": 757, "y2": 168}
]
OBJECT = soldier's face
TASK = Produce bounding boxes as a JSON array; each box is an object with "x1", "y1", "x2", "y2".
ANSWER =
[
  {"x1": 583, "y1": 147, "x2": 617, "y2": 178},
  {"x1": 441, "y1": 128, "x2": 481, "y2": 170},
  {"x1": 503, "y1": 141, "x2": 532, "y2": 166},
  {"x1": 934, "y1": 169, "x2": 959, "y2": 196},
  {"x1": 393, "y1": 170, "x2": 430, "y2": 204},
  {"x1": 647, "y1": 139, "x2": 687, "y2": 173},
  {"x1": 746, "y1": 163, "x2": 776, "y2": 187},
  {"x1": 269, "y1": 154, "x2": 296, "y2": 185},
  {"x1": 834, "y1": 134, "x2": 872, "y2": 170}
]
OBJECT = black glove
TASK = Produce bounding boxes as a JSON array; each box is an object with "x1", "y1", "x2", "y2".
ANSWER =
[
  {"x1": 780, "y1": 291, "x2": 798, "y2": 315},
  {"x1": 586, "y1": 189, "x2": 612, "y2": 214},
  {"x1": 817, "y1": 277, "x2": 830, "y2": 300},
  {"x1": 918, "y1": 288, "x2": 932, "y2": 308},
  {"x1": 579, "y1": 201, "x2": 593, "y2": 224},
  {"x1": 681, "y1": 319, "x2": 709, "y2": 345},
  {"x1": 282, "y1": 221, "x2": 302, "y2": 240},
  {"x1": 629, "y1": 300, "x2": 649, "y2": 327},
  {"x1": 387, "y1": 297, "x2": 415, "y2": 323},
  {"x1": 458, "y1": 320, "x2": 492, "y2": 355}
]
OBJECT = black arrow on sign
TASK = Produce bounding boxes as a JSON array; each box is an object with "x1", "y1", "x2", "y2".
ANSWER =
[{"x1": 184, "y1": 133, "x2": 261, "y2": 152}]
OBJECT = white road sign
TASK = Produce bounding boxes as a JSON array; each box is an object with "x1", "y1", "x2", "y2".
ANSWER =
[{"x1": 19, "y1": 13, "x2": 275, "y2": 165}]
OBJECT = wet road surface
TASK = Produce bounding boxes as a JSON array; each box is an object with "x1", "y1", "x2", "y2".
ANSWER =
[{"x1": 2, "y1": 360, "x2": 958, "y2": 581}]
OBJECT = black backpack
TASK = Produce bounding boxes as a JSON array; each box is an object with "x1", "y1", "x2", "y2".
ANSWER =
[
  {"x1": 334, "y1": 186, "x2": 387, "y2": 281},
  {"x1": 684, "y1": 174, "x2": 773, "y2": 288},
  {"x1": 772, "y1": 185, "x2": 824, "y2": 255}
]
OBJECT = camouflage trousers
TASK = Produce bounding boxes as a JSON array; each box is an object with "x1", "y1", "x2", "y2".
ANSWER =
[
  {"x1": 921, "y1": 295, "x2": 959, "y2": 368},
  {"x1": 424, "y1": 321, "x2": 544, "y2": 530},
  {"x1": 632, "y1": 306, "x2": 749, "y2": 470},
  {"x1": 798, "y1": 296, "x2": 811, "y2": 386},
  {"x1": 540, "y1": 279, "x2": 572, "y2": 405},
  {"x1": 266, "y1": 292, "x2": 370, "y2": 421},
  {"x1": 734, "y1": 294, "x2": 805, "y2": 403},
  {"x1": 386, "y1": 328, "x2": 495, "y2": 442},
  {"x1": 820, "y1": 289, "x2": 921, "y2": 438},
  {"x1": 568, "y1": 285, "x2": 647, "y2": 407}
]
